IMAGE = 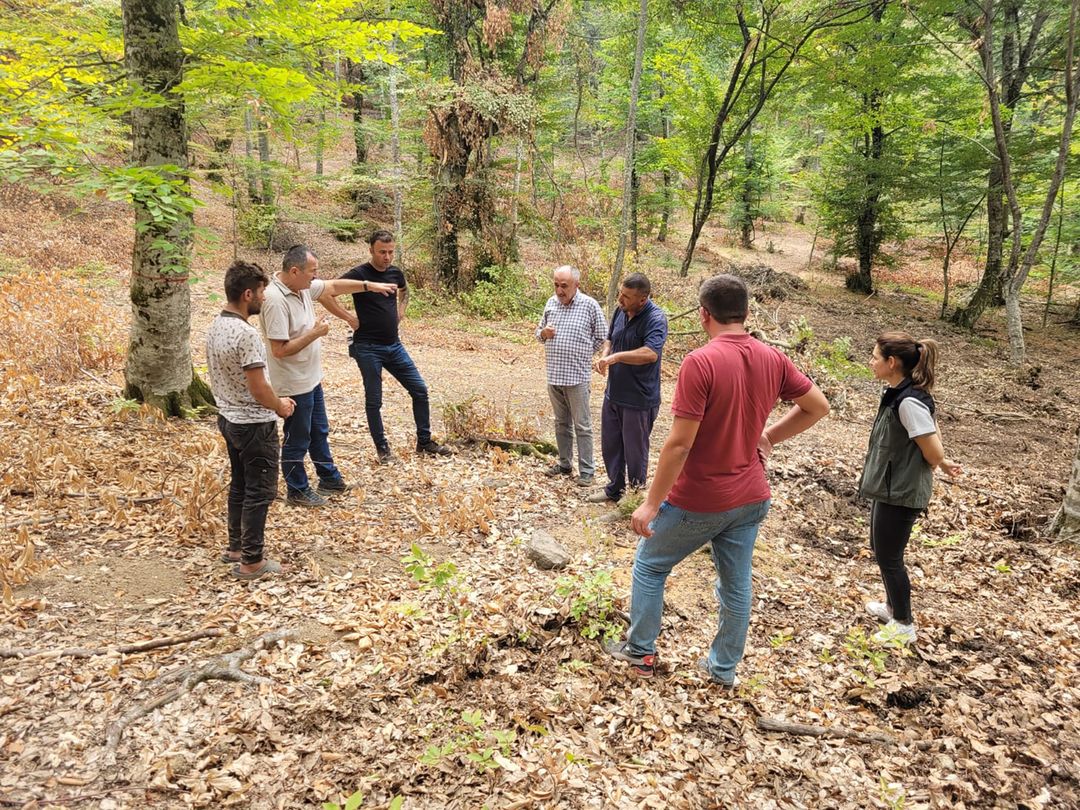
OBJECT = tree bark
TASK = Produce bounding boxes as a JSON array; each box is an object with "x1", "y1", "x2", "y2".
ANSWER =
[
  {"x1": 1052, "y1": 431, "x2": 1080, "y2": 543},
  {"x1": 738, "y1": 126, "x2": 755, "y2": 249},
  {"x1": 120, "y1": 0, "x2": 212, "y2": 416},
  {"x1": 607, "y1": 0, "x2": 648, "y2": 311},
  {"x1": 346, "y1": 58, "x2": 367, "y2": 166}
]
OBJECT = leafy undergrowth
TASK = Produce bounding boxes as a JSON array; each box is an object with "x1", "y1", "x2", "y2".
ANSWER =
[{"x1": 2, "y1": 225, "x2": 1080, "y2": 809}]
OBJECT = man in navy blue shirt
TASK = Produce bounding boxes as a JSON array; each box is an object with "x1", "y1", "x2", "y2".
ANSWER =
[{"x1": 589, "y1": 273, "x2": 668, "y2": 504}]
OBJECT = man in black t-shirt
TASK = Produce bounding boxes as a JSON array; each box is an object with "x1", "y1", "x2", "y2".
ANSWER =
[{"x1": 342, "y1": 230, "x2": 451, "y2": 462}]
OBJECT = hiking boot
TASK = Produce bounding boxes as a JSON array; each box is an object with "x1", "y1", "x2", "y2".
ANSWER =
[
  {"x1": 544, "y1": 463, "x2": 572, "y2": 477},
  {"x1": 696, "y1": 657, "x2": 738, "y2": 689},
  {"x1": 865, "y1": 601, "x2": 892, "y2": 624},
  {"x1": 417, "y1": 439, "x2": 453, "y2": 456},
  {"x1": 873, "y1": 619, "x2": 916, "y2": 646},
  {"x1": 286, "y1": 487, "x2": 327, "y2": 508},
  {"x1": 585, "y1": 490, "x2": 618, "y2": 504},
  {"x1": 316, "y1": 479, "x2": 353, "y2": 497},
  {"x1": 376, "y1": 445, "x2": 395, "y2": 464},
  {"x1": 602, "y1": 639, "x2": 655, "y2": 679},
  {"x1": 576, "y1": 474, "x2": 595, "y2": 487}
]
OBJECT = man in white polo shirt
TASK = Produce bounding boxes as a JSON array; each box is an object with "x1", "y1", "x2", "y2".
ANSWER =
[{"x1": 260, "y1": 244, "x2": 397, "y2": 507}]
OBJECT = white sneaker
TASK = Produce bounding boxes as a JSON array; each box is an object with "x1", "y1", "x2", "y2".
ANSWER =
[
  {"x1": 873, "y1": 620, "x2": 916, "y2": 646},
  {"x1": 865, "y1": 601, "x2": 892, "y2": 623}
]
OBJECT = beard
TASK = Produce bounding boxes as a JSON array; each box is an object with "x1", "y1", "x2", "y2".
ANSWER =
[{"x1": 248, "y1": 301, "x2": 262, "y2": 316}]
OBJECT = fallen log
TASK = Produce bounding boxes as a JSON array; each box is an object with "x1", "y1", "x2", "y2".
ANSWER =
[{"x1": 475, "y1": 436, "x2": 557, "y2": 458}]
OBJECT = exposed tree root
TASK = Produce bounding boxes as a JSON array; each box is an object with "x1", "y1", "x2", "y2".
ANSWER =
[
  {"x1": 104, "y1": 629, "x2": 295, "y2": 750},
  {"x1": 1, "y1": 628, "x2": 224, "y2": 661},
  {"x1": 757, "y1": 716, "x2": 935, "y2": 749}
]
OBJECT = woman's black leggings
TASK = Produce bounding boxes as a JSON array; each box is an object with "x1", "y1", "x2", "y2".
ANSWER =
[{"x1": 869, "y1": 500, "x2": 922, "y2": 624}]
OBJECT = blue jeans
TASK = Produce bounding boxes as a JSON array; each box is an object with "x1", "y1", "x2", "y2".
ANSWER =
[
  {"x1": 281, "y1": 383, "x2": 343, "y2": 494},
  {"x1": 627, "y1": 498, "x2": 771, "y2": 684},
  {"x1": 349, "y1": 340, "x2": 431, "y2": 449}
]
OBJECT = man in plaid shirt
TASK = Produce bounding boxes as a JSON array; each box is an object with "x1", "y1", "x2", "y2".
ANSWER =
[{"x1": 536, "y1": 265, "x2": 607, "y2": 485}]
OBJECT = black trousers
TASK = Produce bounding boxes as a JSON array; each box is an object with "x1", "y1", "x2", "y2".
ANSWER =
[
  {"x1": 219, "y1": 416, "x2": 279, "y2": 565},
  {"x1": 869, "y1": 500, "x2": 922, "y2": 624}
]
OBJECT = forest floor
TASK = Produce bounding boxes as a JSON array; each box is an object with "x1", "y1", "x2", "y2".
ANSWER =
[{"x1": 2, "y1": 179, "x2": 1080, "y2": 810}]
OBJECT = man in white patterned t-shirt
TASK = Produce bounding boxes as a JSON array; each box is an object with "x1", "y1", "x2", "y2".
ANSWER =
[{"x1": 206, "y1": 261, "x2": 296, "y2": 581}]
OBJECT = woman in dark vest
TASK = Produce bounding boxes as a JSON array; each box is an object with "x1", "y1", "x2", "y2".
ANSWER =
[{"x1": 858, "y1": 332, "x2": 962, "y2": 645}]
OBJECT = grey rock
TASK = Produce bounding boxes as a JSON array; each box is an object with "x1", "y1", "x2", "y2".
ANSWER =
[{"x1": 526, "y1": 530, "x2": 571, "y2": 570}]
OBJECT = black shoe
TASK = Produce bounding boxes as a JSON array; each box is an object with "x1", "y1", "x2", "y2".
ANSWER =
[
  {"x1": 376, "y1": 445, "x2": 394, "y2": 464},
  {"x1": 417, "y1": 439, "x2": 452, "y2": 456},
  {"x1": 286, "y1": 487, "x2": 328, "y2": 508},
  {"x1": 316, "y1": 479, "x2": 352, "y2": 496},
  {"x1": 544, "y1": 463, "x2": 573, "y2": 477}
]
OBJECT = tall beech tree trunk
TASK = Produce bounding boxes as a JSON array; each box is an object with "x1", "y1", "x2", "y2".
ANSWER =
[{"x1": 120, "y1": 0, "x2": 211, "y2": 415}]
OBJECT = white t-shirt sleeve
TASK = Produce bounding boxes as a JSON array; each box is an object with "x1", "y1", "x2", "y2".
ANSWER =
[
  {"x1": 259, "y1": 295, "x2": 290, "y2": 341},
  {"x1": 309, "y1": 278, "x2": 327, "y2": 301},
  {"x1": 898, "y1": 397, "x2": 936, "y2": 438}
]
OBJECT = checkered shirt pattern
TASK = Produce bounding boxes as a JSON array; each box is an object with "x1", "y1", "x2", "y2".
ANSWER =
[{"x1": 536, "y1": 292, "x2": 607, "y2": 386}]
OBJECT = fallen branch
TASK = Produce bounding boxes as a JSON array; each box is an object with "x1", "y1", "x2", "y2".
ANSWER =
[
  {"x1": 105, "y1": 629, "x2": 295, "y2": 750},
  {"x1": 0, "y1": 628, "x2": 224, "y2": 661},
  {"x1": 667, "y1": 306, "x2": 699, "y2": 322},
  {"x1": 1, "y1": 513, "x2": 67, "y2": 529},
  {"x1": 757, "y1": 716, "x2": 934, "y2": 749}
]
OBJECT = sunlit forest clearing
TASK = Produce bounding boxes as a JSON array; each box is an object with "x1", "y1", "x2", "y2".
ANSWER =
[{"x1": 2, "y1": 0, "x2": 1080, "y2": 808}]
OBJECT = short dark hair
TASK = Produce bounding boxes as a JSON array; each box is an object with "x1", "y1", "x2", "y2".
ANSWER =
[
  {"x1": 368, "y1": 229, "x2": 394, "y2": 246},
  {"x1": 699, "y1": 274, "x2": 748, "y2": 324},
  {"x1": 621, "y1": 273, "x2": 651, "y2": 297},
  {"x1": 224, "y1": 260, "x2": 269, "y2": 303},
  {"x1": 282, "y1": 244, "x2": 316, "y2": 272}
]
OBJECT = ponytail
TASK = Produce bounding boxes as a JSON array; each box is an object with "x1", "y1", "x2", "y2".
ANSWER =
[
  {"x1": 911, "y1": 338, "x2": 938, "y2": 391},
  {"x1": 876, "y1": 332, "x2": 939, "y2": 391}
]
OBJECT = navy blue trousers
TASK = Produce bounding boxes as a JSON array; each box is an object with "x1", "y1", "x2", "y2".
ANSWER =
[{"x1": 600, "y1": 397, "x2": 659, "y2": 499}]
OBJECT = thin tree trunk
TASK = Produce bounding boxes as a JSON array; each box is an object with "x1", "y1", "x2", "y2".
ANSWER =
[
  {"x1": 511, "y1": 137, "x2": 523, "y2": 243},
  {"x1": 315, "y1": 107, "x2": 325, "y2": 177},
  {"x1": 347, "y1": 59, "x2": 367, "y2": 166},
  {"x1": 257, "y1": 118, "x2": 273, "y2": 206},
  {"x1": 657, "y1": 80, "x2": 673, "y2": 243},
  {"x1": 607, "y1": 0, "x2": 648, "y2": 311},
  {"x1": 389, "y1": 57, "x2": 404, "y2": 260},
  {"x1": 1043, "y1": 182, "x2": 1066, "y2": 327},
  {"x1": 1003, "y1": 0, "x2": 1079, "y2": 364},
  {"x1": 120, "y1": 0, "x2": 212, "y2": 415},
  {"x1": 243, "y1": 105, "x2": 259, "y2": 202}
]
